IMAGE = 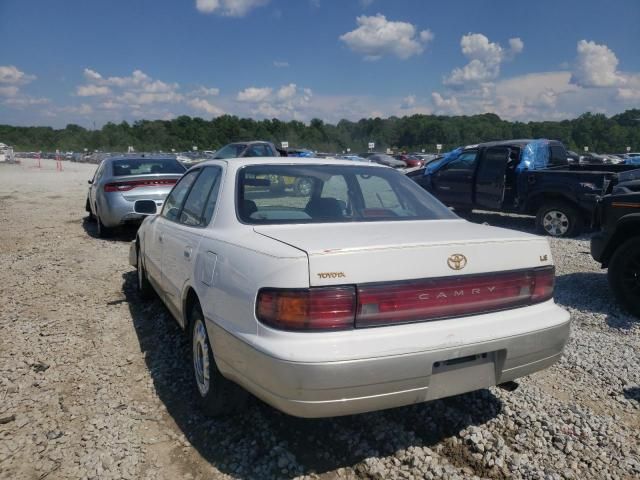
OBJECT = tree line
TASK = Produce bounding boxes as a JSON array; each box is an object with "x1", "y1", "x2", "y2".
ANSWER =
[{"x1": 1, "y1": 109, "x2": 639, "y2": 154}]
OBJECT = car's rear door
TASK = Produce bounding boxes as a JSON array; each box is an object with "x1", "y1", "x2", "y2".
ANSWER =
[
  {"x1": 160, "y1": 167, "x2": 222, "y2": 317},
  {"x1": 146, "y1": 169, "x2": 200, "y2": 293}
]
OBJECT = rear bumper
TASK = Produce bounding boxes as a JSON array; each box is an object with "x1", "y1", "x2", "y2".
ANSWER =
[{"x1": 210, "y1": 307, "x2": 571, "y2": 418}]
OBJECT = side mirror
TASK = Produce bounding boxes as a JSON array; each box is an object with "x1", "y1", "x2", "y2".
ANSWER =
[{"x1": 134, "y1": 200, "x2": 158, "y2": 215}]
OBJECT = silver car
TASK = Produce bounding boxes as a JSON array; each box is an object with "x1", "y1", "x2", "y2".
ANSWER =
[{"x1": 86, "y1": 155, "x2": 186, "y2": 237}]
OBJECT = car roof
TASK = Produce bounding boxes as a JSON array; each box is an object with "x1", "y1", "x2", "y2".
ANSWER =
[
  {"x1": 191, "y1": 156, "x2": 388, "y2": 169},
  {"x1": 463, "y1": 139, "x2": 565, "y2": 149},
  {"x1": 105, "y1": 154, "x2": 179, "y2": 162}
]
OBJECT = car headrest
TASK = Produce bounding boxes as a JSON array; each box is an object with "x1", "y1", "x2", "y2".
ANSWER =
[{"x1": 305, "y1": 197, "x2": 343, "y2": 220}]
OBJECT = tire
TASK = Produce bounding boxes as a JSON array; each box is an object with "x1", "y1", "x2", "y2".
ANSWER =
[
  {"x1": 136, "y1": 245, "x2": 153, "y2": 300},
  {"x1": 85, "y1": 198, "x2": 95, "y2": 221},
  {"x1": 607, "y1": 237, "x2": 640, "y2": 318},
  {"x1": 96, "y1": 209, "x2": 112, "y2": 238},
  {"x1": 535, "y1": 201, "x2": 583, "y2": 237},
  {"x1": 189, "y1": 304, "x2": 248, "y2": 416}
]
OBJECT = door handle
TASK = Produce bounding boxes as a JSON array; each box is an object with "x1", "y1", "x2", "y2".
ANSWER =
[
  {"x1": 158, "y1": 234, "x2": 163, "y2": 243},
  {"x1": 184, "y1": 246, "x2": 192, "y2": 259},
  {"x1": 440, "y1": 186, "x2": 451, "y2": 190}
]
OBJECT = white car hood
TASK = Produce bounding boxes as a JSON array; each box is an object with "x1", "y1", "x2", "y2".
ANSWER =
[{"x1": 254, "y1": 219, "x2": 553, "y2": 286}]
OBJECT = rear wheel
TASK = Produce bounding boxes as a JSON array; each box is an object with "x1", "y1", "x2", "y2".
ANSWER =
[
  {"x1": 96, "y1": 212, "x2": 112, "y2": 238},
  {"x1": 85, "y1": 198, "x2": 95, "y2": 221},
  {"x1": 535, "y1": 202, "x2": 583, "y2": 237},
  {"x1": 189, "y1": 304, "x2": 247, "y2": 416},
  {"x1": 607, "y1": 237, "x2": 640, "y2": 318}
]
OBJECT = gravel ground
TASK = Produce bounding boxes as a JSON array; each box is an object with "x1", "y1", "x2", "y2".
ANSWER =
[{"x1": 0, "y1": 158, "x2": 638, "y2": 480}]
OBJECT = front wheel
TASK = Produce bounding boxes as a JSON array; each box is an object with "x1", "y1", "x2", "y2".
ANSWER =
[
  {"x1": 607, "y1": 237, "x2": 640, "y2": 318},
  {"x1": 535, "y1": 202, "x2": 583, "y2": 237},
  {"x1": 189, "y1": 304, "x2": 248, "y2": 416}
]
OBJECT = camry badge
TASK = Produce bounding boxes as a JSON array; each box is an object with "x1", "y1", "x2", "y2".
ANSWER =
[{"x1": 447, "y1": 254, "x2": 467, "y2": 270}]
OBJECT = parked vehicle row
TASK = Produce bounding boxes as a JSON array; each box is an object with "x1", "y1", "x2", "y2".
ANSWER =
[{"x1": 407, "y1": 139, "x2": 640, "y2": 237}]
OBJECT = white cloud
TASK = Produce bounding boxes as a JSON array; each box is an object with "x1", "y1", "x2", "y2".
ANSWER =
[
  {"x1": 187, "y1": 98, "x2": 224, "y2": 116},
  {"x1": 195, "y1": 0, "x2": 269, "y2": 17},
  {"x1": 236, "y1": 86, "x2": 273, "y2": 102},
  {"x1": 188, "y1": 86, "x2": 220, "y2": 97},
  {"x1": 273, "y1": 61, "x2": 289, "y2": 68},
  {"x1": 444, "y1": 33, "x2": 523, "y2": 87},
  {"x1": 571, "y1": 40, "x2": 625, "y2": 88},
  {"x1": 431, "y1": 92, "x2": 462, "y2": 115},
  {"x1": 401, "y1": 95, "x2": 416, "y2": 109},
  {"x1": 276, "y1": 83, "x2": 297, "y2": 100},
  {"x1": 76, "y1": 84, "x2": 111, "y2": 96},
  {"x1": 0, "y1": 85, "x2": 19, "y2": 97},
  {"x1": 0, "y1": 65, "x2": 36, "y2": 84},
  {"x1": 340, "y1": 14, "x2": 433, "y2": 60},
  {"x1": 61, "y1": 103, "x2": 93, "y2": 115},
  {"x1": 3, "y1": 96, "x2": 49, "y2": 108}
]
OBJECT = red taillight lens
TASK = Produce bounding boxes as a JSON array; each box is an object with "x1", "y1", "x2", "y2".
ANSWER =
[
  {"x1": 104, "y1": 179, "x2": 177, "y2": 192},
  {"x1": 356, "y1": 267, "x2": 555, "y2": 328},
  {"x1": 256, "y1": 287, "x2": 356, "y2": 331}
]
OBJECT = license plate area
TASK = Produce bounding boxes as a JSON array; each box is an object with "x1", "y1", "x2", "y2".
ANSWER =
[{"x1": 427, "y1": 352, "x2": 497, "y2": 401}]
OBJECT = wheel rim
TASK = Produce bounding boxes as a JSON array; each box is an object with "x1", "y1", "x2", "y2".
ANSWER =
[
  {"x1": 192, "y1": 319, "x2": 210, "y2": 397},
  {"x1": 542, "y1": 210, "x2": 570, "y2": 236},
  {"x1": 298, "y1": 179, "x2": 312, "y2": 196},
  {"x1": 621, "y1": 251, "x2": 640, "y2": 297}
]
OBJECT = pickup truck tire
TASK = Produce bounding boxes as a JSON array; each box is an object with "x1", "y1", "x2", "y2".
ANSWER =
[
  {"x1": 536, "y1": 202, "x2": 583, "y2": 237},
  {"x1": 189, "y1": 304, "x2": 248, "y2": 416},
  {"x1": 607, "y1": 236, "x2": 640, "y2": 317}
]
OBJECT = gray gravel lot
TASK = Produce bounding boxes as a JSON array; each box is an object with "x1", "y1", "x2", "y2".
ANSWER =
[{"x1": 0, "y1": 159, "x2": 638, "y2": 479}]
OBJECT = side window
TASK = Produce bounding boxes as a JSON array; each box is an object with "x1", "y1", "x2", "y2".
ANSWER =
[
  {"x1": 356, "y1": 174, "x2": 405, "y2": 214},
  {"x1": 246, "y1": 144, "x2": 269, "y2": 157},
  {"x1": 180, "y1": 167, "x2": 221, "y2": 227},
  {"x1": 550, "y1": 146, "x2": 567, "y2": 165},
  {"x1": 321, "y1": 175, "x2": 349, "y2": 205},
  {"x1": 441, "y1": 151, "x2": 477, "y2": 172},
  {"x1": 93, "y1": 161, "x2": 106, "y2": 181},
  {"x1": 161, "y1": 170, "x2": 199, "y2": 222}
]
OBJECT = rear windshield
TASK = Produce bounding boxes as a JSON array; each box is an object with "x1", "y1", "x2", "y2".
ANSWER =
[
  {"x1": 237, "y1": 164, "x2": 456, "y2": 224},
  {"x1": 214, "y1": 144, "x2": 247, "y2": 159},
  {"x1": 112, "y1": 158, "x2": 185, "y2": 176}
]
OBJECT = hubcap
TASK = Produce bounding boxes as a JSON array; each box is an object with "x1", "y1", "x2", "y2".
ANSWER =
[
  {"x1": 542, "y1": 210, "x2": 569, "y2": 236},
  {"x1": 192, "y1": 319, "x2": 210, "y2": 397}
]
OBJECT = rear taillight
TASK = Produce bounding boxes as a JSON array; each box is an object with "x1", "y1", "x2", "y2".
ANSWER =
[
  {"x1": 256, "y1": 267, "x2": 555, "y2": 331},
  {"x1": 256, "y1": 287, "x2": 356, "y2": 331},
  {"x1": 104, "y1": 179, "x2": 177, "y2": 192}
]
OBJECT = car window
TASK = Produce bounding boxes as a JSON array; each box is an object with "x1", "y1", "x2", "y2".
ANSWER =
[
  {"x1": 92, "y1": 161, "x2": 106, "y2": 182},
  {"x1": 112, "y1": 158, "x2": 185, "y2": 176},
  {"x1": 180, "y1": 167, "x2": 221, "y2": 227},
  {"x1": 161, "y1": 170, "x2": 199, "y2": 222},
  {"x1": 214, "y1": 144, "x2": 247, "y2": 159},
  {"x1": 440, "y1": 151, "x2": 477, "y2": 172},
  {"x1": 238, "y1": 164, "x2": 455, "y2": 224},
  {"x1": 550, "y1": 145, "x2": 567, "y2": 165},
  {"x1": 245, "y1": 144, "x2": 271, "y2": 157}
]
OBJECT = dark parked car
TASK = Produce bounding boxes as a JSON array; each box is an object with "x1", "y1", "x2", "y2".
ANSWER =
[
  {"x1": 407, "y1": 139, "x2": 640, "y2": 237},
  {"x1": 213, "y1": 141, "x2": 280, "y2": 159},
  {"x1": 591, "y1": 170, "x2": 640, "y2": 317}
]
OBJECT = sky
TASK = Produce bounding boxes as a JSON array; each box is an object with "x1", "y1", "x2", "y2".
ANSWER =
[{"x1": 1, "y1": 0, "x2": 639, "y2": 128}]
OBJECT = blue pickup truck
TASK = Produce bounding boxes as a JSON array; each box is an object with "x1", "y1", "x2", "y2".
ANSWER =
[{"x1": 407, "y1": 139, "x2": 640, "y2": 237}]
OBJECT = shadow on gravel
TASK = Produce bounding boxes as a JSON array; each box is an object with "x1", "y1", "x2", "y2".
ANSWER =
[
  {"x1": 81, "y1": 215, "x2": 138, "y2": 242},
  {"x1": 555, "y1": 272, "x2": 638, "y2": 330},
  {"x1": 623, "y1": 387, "x2": 640, "y2": 403},
  {"x1": 121, "y1": 271, "x2": 504, "y2": 479}
]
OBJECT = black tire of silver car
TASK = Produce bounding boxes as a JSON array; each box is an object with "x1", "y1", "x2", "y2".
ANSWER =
[
  {"x1": 136, "y1": 245, "x2": 153, "y2": 300},
  {"x1": 85, "y1": 198, "x2": 95, "y2": 221},
  {"x1": 189, "y1": 304, "x2": 248, "y2": 416},
  {"x1": 607, "y1": 237, "x2": 640, "y2": 318},
  {"x1": 96, "y1": 209, "x2": 112, "y2": 238},
  {"x1": 535, "y1": 201, "x2": 583, "y2": 237}
]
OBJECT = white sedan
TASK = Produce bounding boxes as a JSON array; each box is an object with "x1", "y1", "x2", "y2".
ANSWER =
[{"x1": 130, "y1": 157, "x2": 570, "y2": 418}]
